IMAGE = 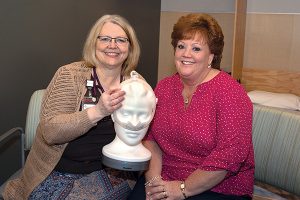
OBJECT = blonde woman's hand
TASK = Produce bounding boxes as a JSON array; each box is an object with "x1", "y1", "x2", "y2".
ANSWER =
[
  {"x1": 98, "y1": 88, "x2": 125, "y2": 114},
  {"x1": 87, "y1": 88, "x2": 125, "y2": 123}
]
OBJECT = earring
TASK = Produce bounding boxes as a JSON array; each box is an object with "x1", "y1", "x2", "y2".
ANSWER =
[{"x1": 208, "y1": 63, "x2": 212, "y2": 68}]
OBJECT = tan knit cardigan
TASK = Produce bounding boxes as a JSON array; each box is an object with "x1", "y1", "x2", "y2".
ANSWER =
[{"x1": 3, "y1": 61, "x2": 98, "y2": 199}]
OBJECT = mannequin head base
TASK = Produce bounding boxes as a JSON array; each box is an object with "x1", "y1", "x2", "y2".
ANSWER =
[{"x1": 102, "y1": 155, "x2": 149, "y2": 171}]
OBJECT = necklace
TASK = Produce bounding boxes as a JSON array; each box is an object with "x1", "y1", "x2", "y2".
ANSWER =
[
  {"x1": 92, "y1": 67, "x2": 123, "y2": 94},
  {"x1": 183, "y1": 90, "x2": 194, "y2": 106},
  {"x1": 182, "y1": 69, "x2": 213, "y2": 106},
  {"x1": 184, "y1": 97, "x2": 189, "y2": 105}
]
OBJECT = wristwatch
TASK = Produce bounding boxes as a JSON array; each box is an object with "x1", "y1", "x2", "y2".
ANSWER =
[{"x1": 180, "y1": 181, "x2": 187, "y2": 199}]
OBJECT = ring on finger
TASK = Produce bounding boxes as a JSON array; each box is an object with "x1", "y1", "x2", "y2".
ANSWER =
[{"x1": 163, "y1": 191, "x2": 167, "y2": 198}]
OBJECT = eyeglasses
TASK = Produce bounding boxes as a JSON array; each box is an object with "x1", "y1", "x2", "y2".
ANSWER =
[{"x1": 97, "y1": 36, "x2": 129, "y2": 46}]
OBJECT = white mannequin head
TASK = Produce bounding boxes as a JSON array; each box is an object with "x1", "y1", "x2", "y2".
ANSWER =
[{"x1": 112, "y1": 71, "x2": 157, "y2": 146}]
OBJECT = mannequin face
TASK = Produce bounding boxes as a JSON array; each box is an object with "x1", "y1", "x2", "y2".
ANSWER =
[
  {"x1": 114, "y1": 91, "x2": 154, "y2": 131},
  {"x1": 114, "y1": 123, "x2": 149, "y2": 146},
  {"x1": 112, "y1": 71, "x2": 156, "y2": 146}
]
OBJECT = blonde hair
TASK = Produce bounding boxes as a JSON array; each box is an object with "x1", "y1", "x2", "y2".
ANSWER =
[{"x1": 82, "y1": 15, "x2": 140, "y2": 76}]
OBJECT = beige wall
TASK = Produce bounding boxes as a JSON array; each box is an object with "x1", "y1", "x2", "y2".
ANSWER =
[
  {"x1": 242, "y1": 13, "x2": 300, "y2": 95},
  {"x1": 244, "y1": 13, "x2": 300, "y2": 72},
  {"x1": 158, "y1": 12, "x2": 300, "y2": 82}
]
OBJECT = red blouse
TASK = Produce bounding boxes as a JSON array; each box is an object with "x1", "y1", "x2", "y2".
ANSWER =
[{"x1": 146, "y1": 71, "x2": 254, "y2": 197}]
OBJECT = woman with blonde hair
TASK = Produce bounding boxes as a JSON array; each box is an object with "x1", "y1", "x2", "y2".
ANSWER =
[{"x1": 3, "y1": 14, "x2": 140, "y2": 200}]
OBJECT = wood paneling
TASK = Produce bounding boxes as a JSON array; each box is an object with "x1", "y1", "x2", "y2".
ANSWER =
[
  {"x1": 244, "y1": 14, "x2": 300, "y2": 72},
  {"x1": 232, "y1": 0, "x2": 247, "y2": 81},
  {"x1": 241, "y1": 13, "x2": 300, "y2": 96},
  {"x1": 242, "y1": 67, "x2": 300, "y2": 96}
]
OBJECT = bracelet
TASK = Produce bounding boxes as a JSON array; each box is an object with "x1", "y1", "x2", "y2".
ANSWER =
[
  {"x1": 180, "y1": 181, "x2": 187, "y2": 199},
  {"x1": 144, "y1": 175, "x2": 162, "y2": 187}
]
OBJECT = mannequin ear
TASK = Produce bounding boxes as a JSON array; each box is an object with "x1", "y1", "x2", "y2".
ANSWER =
[{"x1": 111, "y1": 114, "x2": 115, "y2": 122}]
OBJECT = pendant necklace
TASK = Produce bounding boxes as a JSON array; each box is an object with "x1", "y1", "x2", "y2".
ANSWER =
[
  {"x1": 184, "y1": 97, "x2": 189, "y2": 105},
  {"x1": 183, "y1": 91, "x2": 193, "y2": 106},
  {"x1": 182, "y1": 69, "x2": 212, "y2": 106}
]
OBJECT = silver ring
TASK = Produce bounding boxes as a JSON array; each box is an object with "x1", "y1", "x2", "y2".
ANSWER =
[{"x1": 163, "y1": 191, "x2": 167, "y2": 198}]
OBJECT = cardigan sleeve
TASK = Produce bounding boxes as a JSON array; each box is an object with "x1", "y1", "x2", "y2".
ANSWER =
[{"x1": 39, "y1": 63, "x2": 96, "y2": 145}]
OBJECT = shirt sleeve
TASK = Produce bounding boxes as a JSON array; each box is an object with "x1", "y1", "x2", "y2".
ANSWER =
[{"x1": 200, "y1": 82, "x2": 253, "y2": 173}]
